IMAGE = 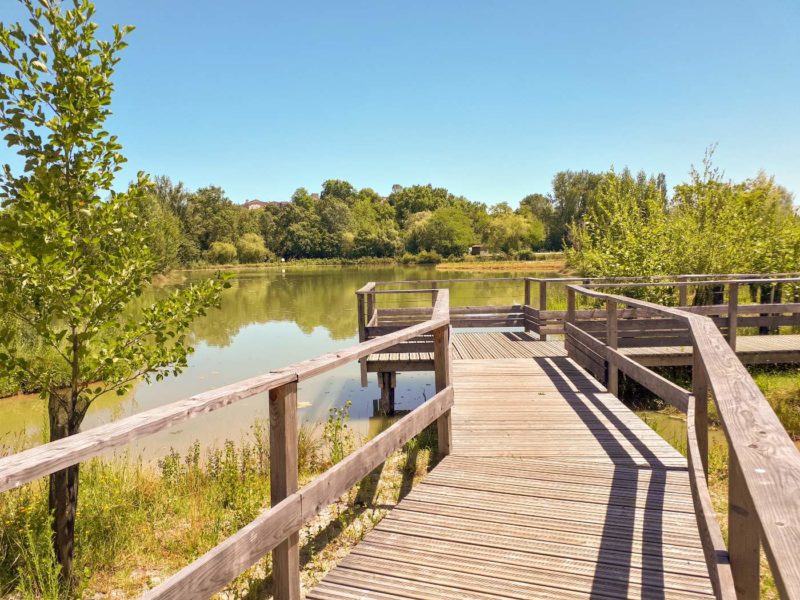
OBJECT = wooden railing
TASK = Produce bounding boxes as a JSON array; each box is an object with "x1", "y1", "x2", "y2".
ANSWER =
[
  {"x1": 358, "y1": 274, "x2": 800, "y2": 346},
  {"x1": 564, "y1": 284, "x2": 800, "y2": 599},
  {"x1": 0, "y1": 291, "x2": 454, "y2": 600}
]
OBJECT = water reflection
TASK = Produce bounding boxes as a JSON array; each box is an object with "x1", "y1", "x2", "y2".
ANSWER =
[{"x1": 1, "y1": 266, "x2": 558, "y2": 460}]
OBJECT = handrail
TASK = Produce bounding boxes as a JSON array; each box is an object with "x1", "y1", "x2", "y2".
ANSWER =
[
  {"x1": 0, "y1": 290, "x2": 453, "y2": 600},
  {"x1": 366, "y1": 273, "x2": 800, "y2": 290},
  {"x1": 0, "y1": 301, "x2": 449, "y2": 492},
  {"x1": 145, "y1": 385, "x2": 454, "y2": 599},
  {"x1": 587, "y1": 276, "x2": 800, "y2": 289},
  {"x1": 565, "y1": 284, "x2": 800, "y2": 598},
  {"x1": 360, "y1": 274, "x2": 800, "y2": 341}
]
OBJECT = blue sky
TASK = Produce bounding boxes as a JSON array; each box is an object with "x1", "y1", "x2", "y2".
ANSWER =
[{"x1": 3, "y1": 0, "x2": 799, "y2": 206}]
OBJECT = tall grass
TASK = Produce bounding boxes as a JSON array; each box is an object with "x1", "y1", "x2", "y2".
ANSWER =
[
  {"x1": 0, "y1": 403, "x2": 438, "y2": 598},
  {"x1": 0, "y1": 418, "x2": 323, "y2": 597}
]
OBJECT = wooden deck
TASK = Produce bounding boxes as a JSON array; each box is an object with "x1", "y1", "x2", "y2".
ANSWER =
[
  {"x1": 310, "y1": 339, "x2": 715, "y2": 599},
  {"x1": 366, "y1": 331, "x2": 800, "y2": 371}
]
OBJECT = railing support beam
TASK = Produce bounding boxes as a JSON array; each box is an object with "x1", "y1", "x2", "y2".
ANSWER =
[
  {"x1": 539, "y1": 281, "x2": 548, "y2": 341},
  {"x1": 679, "y1": 276, "x2": 688, "y2": 306},
  {"x1": 606, "y1": 299, "x2": 618, "y2": 397},
  {"x1": 566, "y1": 287, "x2": 576, "y2": 325},
  {"x1": 729, "y1": 458, "x2": 760, "y2": 600},
  {"x1": 524, "y1": 279, "x2": 531, "y2": 333},
  {"x1": 270, "y1": 382, "x2": 300, "y2": 600},
  {"x1": 692, "y1": 348, "x2": 709, "y2": 478},
  {"x1": 728, "y1": 282, "x2": 738, "y2": 350},
  {"x1": 433, "y1": 324, "x2": 452, "y2": 457}
]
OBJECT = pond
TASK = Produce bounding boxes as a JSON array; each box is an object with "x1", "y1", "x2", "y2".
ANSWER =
[{"x1": 0, "y1": 265, "x2": 564, "y2": 460}]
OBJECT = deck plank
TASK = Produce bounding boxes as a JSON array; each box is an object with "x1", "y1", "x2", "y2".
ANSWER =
[
  {"x1": 313, "y1": 334, "x2": 715, "y2": 599},
  {"x1": 366, "y1": 331, "x2": 800, "y2": 370}
]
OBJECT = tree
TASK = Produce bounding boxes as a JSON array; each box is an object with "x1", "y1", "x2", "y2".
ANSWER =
[
  {"x1": 320, "y1": 179, "x2": 356, "y2": 205},
  {"x1": 149, "y1": 176, "x2": 197, "y2": 264},
  {"x1": 208, "y1": 241, "x2": 238, "y2": 263},
  {"x1": 519, "y1": 193, "x2": 553, "y2": 224},
  {"x1": 184, "y1": 186, "x2": 236, "y2": 252},
  {"x1": 567, "y1": 160, "x2": 800, "y2": 297},
  {"x1": 485, "y1": 213, "x2": 545, "y2": 254},
  {"x1": 141, "y1": 192, "x2": 183, "y2": 271},
  {"x1": 0, "y1": 1, "x2": 224, "y2": 584},
  {"x1": 388, "y1": 184, "x2": 451, "y2": 225},
  {"x1": 413, "y1": 206, "x2": 475, "y2": 257},
  {"x1": 547, "y1": 170, "x2": 603, "y2": 249},
  {"x1": 236, "y1": 233, "x2": 270, "y2": 263}
]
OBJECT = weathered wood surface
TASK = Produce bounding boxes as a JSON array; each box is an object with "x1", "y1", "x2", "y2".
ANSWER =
[
  {"x1": 311, "y1": 351, "x2": 715, "y2": 599},
  {"x1": 568, "y1": 284, "x2": 800, "y2": 598},
  {"x1": 366, "y1": 331, "x2": 800, "y2": 372}
]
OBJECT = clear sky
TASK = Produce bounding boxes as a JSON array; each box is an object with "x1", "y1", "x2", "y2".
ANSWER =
[{"x1": 3, "y1": 0, "x2": 799, "y2": 206}]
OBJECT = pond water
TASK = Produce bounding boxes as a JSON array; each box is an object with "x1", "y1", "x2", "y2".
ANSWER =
[{"x1": 0, "y1": 265, "x2": 564, "y2": 461}]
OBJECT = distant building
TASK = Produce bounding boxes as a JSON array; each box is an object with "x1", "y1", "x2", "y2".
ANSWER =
[
  {"x1": 243, "y1": 199, "x2": 269, "y2": 210},
  {"x1": 470, "y1": 244, "x2": 484, "y2": 256},
  {"x1": 242, "y1": 199, "x2": 290, "y2": 210}
]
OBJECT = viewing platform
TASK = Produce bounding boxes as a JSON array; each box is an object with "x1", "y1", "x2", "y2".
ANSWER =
[{"x1": 1, "y1": 274, "x2": 799, "y2": 599}]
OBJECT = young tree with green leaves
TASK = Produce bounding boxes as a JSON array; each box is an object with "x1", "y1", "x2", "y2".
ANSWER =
[{"x1": 0, "y1": 0, "x2": 224, "y2": 584}]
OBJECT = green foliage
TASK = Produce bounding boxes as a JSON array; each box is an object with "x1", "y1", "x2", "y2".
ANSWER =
[
  {"x1": 485, "y1": 212, "x2": 545, "y2": 254},
  {"x1": 404, "y1": 206, "x2": 475, "y2": 257},
  {"x1": 0, "y1": 0, "x2": 226, "y2": 582},
  {"x1": 324, "y1": 400, "x2": 354, "y2": 465},
  {"x1": 141, "y1": 192, "x2": 183, "y2": 272},
  {"x1": 207, "y1": 241, "x2": 237, "y2": 264},
  {"x1": 235, "y1": 233, "x2": 271, "y2": 263},
  {"x1": 388, "y1": 184, "x2": 451, "y2": 225},
  {"x1": 547, "y1": 170, "x2": 604, "y2": 249},
  {"x1": 568, "y1": 158, "x2": 800, "y2": 286}
]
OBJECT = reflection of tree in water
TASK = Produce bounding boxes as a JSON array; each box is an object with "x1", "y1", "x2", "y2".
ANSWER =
[
  {"x1": 173, "y1": 267, "x2": 443, "y2": 347},
  {"x1": 134, "y1": 267, "x2": 563, "y2": 349}
]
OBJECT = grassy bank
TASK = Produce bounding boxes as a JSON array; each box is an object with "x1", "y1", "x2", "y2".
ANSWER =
[
  {"x1": 436, "y1": 257, "x2": 566, "y2": 272},
  {"x1": 0, "y1": 409, "x2": 438, "y2": 598}
]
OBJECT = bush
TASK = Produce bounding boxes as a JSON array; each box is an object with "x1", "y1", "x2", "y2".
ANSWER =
[
  {"x1": 514, "y1": 249, "x2": 536, "y2": 260},
  {"x1": 415, "y1": 250, "x2": 443, "y2": 264},
  {"x1": 235, "y1": 233, "x2": 271, "y2": 263},
  {"x1": 206, "y1": 242, "x2": 237, "y2": 264},
  {"x1": 399, "y1": 251, "x2": 442, "y2": 264}
]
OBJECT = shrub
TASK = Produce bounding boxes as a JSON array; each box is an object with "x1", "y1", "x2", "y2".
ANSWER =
[
  {"x1": 207, "y1": 242, "x2": 237, "y2": 264},
  {"x1": 514, "y1": 249, "x2": 536, "y2": 261},
  {"x1": 235, "y1": 233, "x2": 271, "y2": 263},
  {"x1": 415, "y1": 250, "x2": 443, "y2": 264}
]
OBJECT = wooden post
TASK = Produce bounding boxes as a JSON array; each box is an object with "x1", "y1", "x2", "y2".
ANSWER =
[
  {"x1": 269, "y1": 382, "x2": 300, "y2": 600},
  {"x1": 728, "y1": 282, "x2": 738, "y2": 350},
  {"x1": 539, "y1": 281, "x2": 548, "y2": 341},
  {"x1": 692, "y1": 348, "x2": 709, "y2": 478},
  {"x1": 729, "y1": 458, "x2": 760, "y2": 599},
  {"x1": 357, "y1": 293, "x2": 366, "y2": 343},
  {"x1": 566, "y1": 287, "x2": 576, "y2": 326},
  {"x1": 431, "y1": 281, "x2": 438, "y2": 305},
  {"x1": 606, "y1": 299, "x2": 618, "y2": 397},
  {"x1": 433, "y1": 324, "x2": 452, "y2": 457},
  {"x1": 524, "y1": 279, "x2": 531, "y2": 333},
  {"x1": 377, "y1": 371, "x2": 396, "y2": 415},
  {"x1": 366, "y1": 292, "x2": 374, "y2": 332},
  {"x1": 678, "y1": 276, "x2": 688, "y2": 306}
]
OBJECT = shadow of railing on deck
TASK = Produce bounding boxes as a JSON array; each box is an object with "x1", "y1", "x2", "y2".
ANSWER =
[{"x1": 535, "y1": 357, "x2": 671, "y2": 600}]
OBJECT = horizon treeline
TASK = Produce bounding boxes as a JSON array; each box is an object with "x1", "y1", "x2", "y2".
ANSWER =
[{"x1": 142, "y1": 163, "x2": 799, "y2": 272}]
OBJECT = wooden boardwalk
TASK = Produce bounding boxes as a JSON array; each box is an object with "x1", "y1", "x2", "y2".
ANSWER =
[
  {"x1": 310, "y1": 338, "x2": 714, "y2": 599},
  {"x1": 366, "y1": 331, "x2": 800, "y2": 371}
]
